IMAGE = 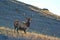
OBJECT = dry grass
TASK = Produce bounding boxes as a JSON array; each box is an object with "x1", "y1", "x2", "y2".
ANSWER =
[
  {"x1": 0, "y1": 27, "x2": 60, "y2": 40},
  {"x1": 29, "y1": 6, "x2": 60, "y2": 20}
]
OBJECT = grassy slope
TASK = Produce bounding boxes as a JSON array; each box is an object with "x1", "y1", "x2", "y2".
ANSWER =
[
  {"x1": 1, "y1": 2, "x2": 58, "y2": 40},
  {"x1": 28, "y1": 6, "x2": 60, "y2": 20},
  {"x1": 11, "y1": 0, "x2": 60, "y2": 20},
  {"x1": 0, "y1": 27, "x2": 60, "y2": 40}
]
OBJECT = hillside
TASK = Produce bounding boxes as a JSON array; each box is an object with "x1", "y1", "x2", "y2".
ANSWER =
[{"x1": 0, "y1": 0, "x2": 60, "y2": 40}]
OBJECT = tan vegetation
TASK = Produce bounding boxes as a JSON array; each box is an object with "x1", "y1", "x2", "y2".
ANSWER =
[{"x1": 0, "y1": 27, "x2": 60, "y2": 40}]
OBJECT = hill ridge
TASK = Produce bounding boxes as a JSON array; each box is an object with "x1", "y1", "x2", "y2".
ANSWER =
[{"x1": 10, "y1": 0, "x2": 60, "y2": 20}]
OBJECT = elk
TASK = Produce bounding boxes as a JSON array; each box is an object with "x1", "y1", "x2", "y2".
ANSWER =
[{"x1": 14, "y1": 17, "x2": 31, "y2": 33}]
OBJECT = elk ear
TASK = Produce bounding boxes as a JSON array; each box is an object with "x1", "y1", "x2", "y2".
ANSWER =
[
  {"x1": 26, "y1": 17, "x2": 32, "y2": 21},
  {"x1": 29, "y1": 18, "x2": 32, "y2": 21},
  {"x1": 25, "y1": 17, "x2": 29, "y2": 20}
]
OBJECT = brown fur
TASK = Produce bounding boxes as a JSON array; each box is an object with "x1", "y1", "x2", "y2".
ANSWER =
[{"x1": 14, "y1": 18, "x2": 31, "y2": 33}]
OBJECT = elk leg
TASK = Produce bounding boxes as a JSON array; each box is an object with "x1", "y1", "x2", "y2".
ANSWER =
[
  {"x1": 14, "y1": 26, "x2": 16, "y2": 33},
  {"x1": 17, "y1": 28, "x2": 19, "y2": 34},
  {"x1": 24, "y1": 29, "x2": 26, "y2": 34}
]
